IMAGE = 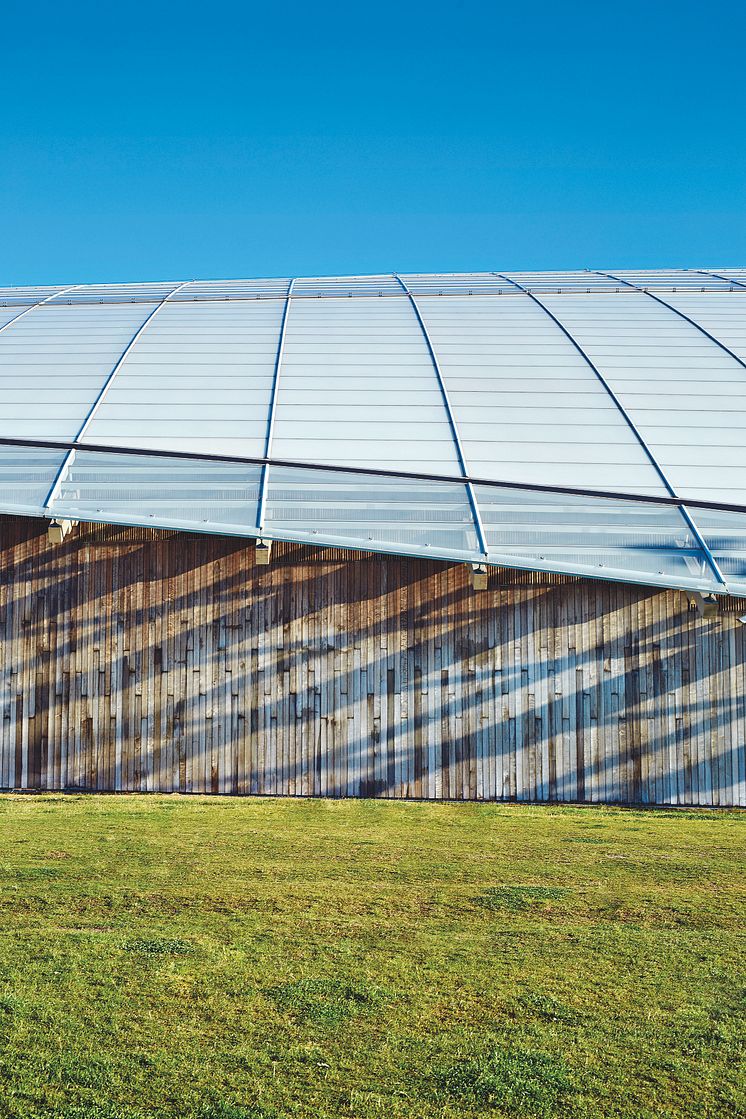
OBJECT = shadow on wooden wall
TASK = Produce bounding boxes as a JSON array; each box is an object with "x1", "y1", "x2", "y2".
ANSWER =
[{"x1": 1, "y1": 515, "x2": 744, "y2": 806}]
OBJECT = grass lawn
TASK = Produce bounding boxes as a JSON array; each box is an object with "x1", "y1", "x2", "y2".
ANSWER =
[{"x1": 0, "y1": 796, "x2": 743, "y2": 1119}]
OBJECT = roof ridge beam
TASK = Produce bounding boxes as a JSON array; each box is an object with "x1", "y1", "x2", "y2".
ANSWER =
[
  {"x1": 394, "y1": 273, "x2": 488, "y2": 559},
  {"x1": 42, "y1": 280, "x2": 192, "y2": 510},
  {"x1": 493, "y1": 271, "x2": 728, "y2": 591},
  {"x1": 257, "y1": 277, "x2": 296, "y2": 533}
]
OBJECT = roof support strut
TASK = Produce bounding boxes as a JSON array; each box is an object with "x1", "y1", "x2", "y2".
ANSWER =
[
  {"x1": 42, "y1": 280, "x2": 192, "y2": 511},
  {"x1": 0, "y1": 284, "x2": 81, "y2": 340},
  {"x1": 394, "y1": 274, "x2": 489, "y2": 561},
  {"x1": 256, "y1": 277, "x2": 296, "y2": 537},
  {"x1": 593, "y1": 269, "x2": 746, "y2": 376},
  {"x1": 694, "y1": 269, "x2": 746, "y2": 291},
  {"x1": 494, "y1": 272, "x2": 728, "y2": 591}
]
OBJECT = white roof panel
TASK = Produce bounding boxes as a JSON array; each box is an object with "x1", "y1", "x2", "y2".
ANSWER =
[
  {"x1": 0, "y1": 270, "x2": 743, "y2": 595},
  {"x1": 540, "y1": 291, "x2": 746, "y2": 504},
  {"x1": 413, "y1": 294, "x2": 667, "y2": 495},
  {"x1": 0, "y1": 303, "x2": 161, "y2": 441},
  {"x1": 85, "y1": 300, "x2": 286, "y2": 457}
]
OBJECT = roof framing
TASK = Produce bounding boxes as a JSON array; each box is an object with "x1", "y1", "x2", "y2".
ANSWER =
[
  {"x1": 41, "y1": 280, "x2": 192, "y2": 509},
  {"x1": 395, "y1": 273, "x2": 488, "y2": 559},
  {"x1": 257, "y1": 276, "x2": 295, "y2": 533},
  {"x1": 495, "y1": 272, "x2": 728, "y2": 591}
]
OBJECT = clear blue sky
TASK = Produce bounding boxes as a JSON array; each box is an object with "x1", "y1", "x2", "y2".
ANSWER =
[{"x1": 2, "y1": 1, "x2": 744, "y2": 285}]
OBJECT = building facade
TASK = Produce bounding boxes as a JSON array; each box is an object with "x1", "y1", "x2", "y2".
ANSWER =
[
  {"x1": 1, "y1": 270, "x2": 745, "y2": 805},
  {"x1": 2, "y1": 516, "x2": 743, "y2": 805}
]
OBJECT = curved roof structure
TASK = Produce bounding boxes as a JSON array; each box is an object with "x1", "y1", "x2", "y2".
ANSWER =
[{"x1": 1, "y1": 268, "x2": 745, "y2": 595}]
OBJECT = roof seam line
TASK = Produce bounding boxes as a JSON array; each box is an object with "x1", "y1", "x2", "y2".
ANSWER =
[
  {"x1": 5, "y1": 433, "x2": 746, "y2": 515},
  {"x1": 41, "y1": 280, "x2": 192, "y2": 510},
  {"x1": 493, "y1": 272, "x2": 678, "y2": 495},
  {"x1": 694, "y1": 269, "x2": 746, "y2": 291},
  {"x1": 591, "y1": 267, "x2": 746, "y2": 592},
  {"x1": 493, "y1": 271, "x2": 729, "y2": 591},
  {"x1": 394, "y1": 273, "x2": 488, "y2": 559},
  {"x1": 594, "y1": 270, "x2": 746, "y2": 376},
  {"x1": 257, "y1": 277, "x2": 296, "y2": 532}
]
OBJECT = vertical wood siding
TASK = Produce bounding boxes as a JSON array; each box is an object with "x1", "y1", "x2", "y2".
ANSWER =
[{"x1": 0, "y1": 515, "x2": 744, "y2": 806}]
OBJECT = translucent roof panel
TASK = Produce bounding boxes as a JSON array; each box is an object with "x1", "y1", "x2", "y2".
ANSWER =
[
  {"x1": 45, "y1": 282, "x2": 180, "y2": 304},
  {"x1": 50, "y1": 449, "x2": 262, "y2": 536},
  {"x1": 0, "y1": 306, "x2": 33, "y2": 330},
  {"x1": 0, "y1": 303, "x2": 159, "y2": 441},
  {"x1": 0, "y1": 268, "x2": 744, "y2": 596},
  {"x1": 0, "y1": 444, "x2": 68, "y2": 516},
  {"x1": 659, "y1": 292, "x2": 746, "y2": 364},
  {"x1": 292, "y1": 275, "x2": 402, "y2": 297},
  {"x1": 594, "y1": 270, "x2": 735, "y2": 291},
  {"x1": 172, "y1": 278, "x2": 291, "y2": 300},
  {"x1": 503, "y1": 271, "x2": 629, "y2": 294},
  {"x1": 400, "y1": 274, "x2": 513, "y2": 295},
  {"x1": 263, "y1": 464, "x2": 479, "y2": 560},
  {"x1": 476, "y1": 484, "x2": 721, "y2": 592},
  {"x1": 540, "y1": 292, "x2": 746, "y2": 504},
  {"x1": 272, "y1": 296, "x2": 462, "y2": 473},
  {"x1": 84, "y1": 300, "x2": 286, "y2": 457},
  {"x1": 693, "y1": 507, "x2": 746, "y2": 596},
  {"x1": 712, "y1": 270, "x2": 746, "y2": 289},
  {"x1": 0, "y1": 286, "x2": 65, "y2": 307},
  {"x1": 416, "y1": 295, "x2": 667, "y2": 494}
]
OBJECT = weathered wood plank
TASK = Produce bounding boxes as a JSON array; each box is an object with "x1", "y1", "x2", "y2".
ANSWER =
[{"x1": 0, "y1": 515, "x2": 744, "y2": 807}]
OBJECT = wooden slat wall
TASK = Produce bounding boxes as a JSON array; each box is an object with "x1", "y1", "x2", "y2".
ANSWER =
[{"x1": 1, "y1": 515, "x2": 744, "y2": 806}]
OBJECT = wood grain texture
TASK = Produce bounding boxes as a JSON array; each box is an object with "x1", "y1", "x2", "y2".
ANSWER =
[{"x1": 1, "y1": 515, "x2": 744, "y2": 805}]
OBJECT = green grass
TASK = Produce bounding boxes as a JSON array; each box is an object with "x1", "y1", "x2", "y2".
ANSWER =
[{"x1": 0, "y1": 795, "x2": 743, "y2": 1119}]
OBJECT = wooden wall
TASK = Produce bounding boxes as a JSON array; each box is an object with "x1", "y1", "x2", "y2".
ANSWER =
[{"x1": 0, "y1": 514, "x2": 744, "y2": 806}]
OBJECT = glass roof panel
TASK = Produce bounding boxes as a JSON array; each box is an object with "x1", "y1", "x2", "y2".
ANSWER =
[
  {"x1": 540, "y1": 291, "x2": 746, "y2": 504},
  {"x1": 272, "y1": 296, "x2": 461, "y2": 474},
  {"x1": 83, "y1": 300, "x2": 285, "y2": 457},
  {"x1": 475, "y1": 484, "x2": 721, "y2": 591},
  {"x1": 49, "y1": 450, "x2": 262, "y2": 536},
  {"x1": 0, "y1": 444, "x2": 68, "y2": 516},
  {"x1": 0, "y1": 303, "x2": 160, "y2": 441},
  {"x1": 416, "y1": 294, "x2": 667, "y2": 494},
  {"x1": 264, "y1": 464, "x2": 479, "y2": 560}
]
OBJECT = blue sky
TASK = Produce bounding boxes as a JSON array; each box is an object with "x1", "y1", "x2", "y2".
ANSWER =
[{"x1": 1, "y1": 1, "x2": 744, "y2": 284}]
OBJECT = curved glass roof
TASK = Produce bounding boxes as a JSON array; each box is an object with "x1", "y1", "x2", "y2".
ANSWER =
[{"x1": 0, "y1": 268, "x2": 745, "y2": 596}]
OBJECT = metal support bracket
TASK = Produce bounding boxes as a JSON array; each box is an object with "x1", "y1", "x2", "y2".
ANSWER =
[
  {"x1": 255, "y1": 539, "x2": 272, "y2": 566},
  {"x1": 686, "y1": 591, "x2": 720, "y2": 618},
  {"x1": 470, "y1": 562, "x2": 488, "y2": 590},
  {"x1": 47, "y1": 519, "x2": 77, "y2": 544}
]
